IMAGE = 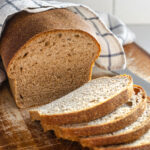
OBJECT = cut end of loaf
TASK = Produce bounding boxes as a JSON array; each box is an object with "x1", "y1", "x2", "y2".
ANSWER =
[{"x1": 7, "y1": 29, "x2": 100, "y2": 108}]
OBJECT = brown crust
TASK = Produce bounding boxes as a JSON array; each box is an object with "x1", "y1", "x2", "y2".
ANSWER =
[
  {"x1": 41, "y1": 85, "x2": 147, "y2": 140},
  {"x1": 80, "y1": 113, "x2": 150, "y2": 148},
  {"x1": 30, "y1": 75, "x2": 133, "y2": 125},
  {"x1": 0, "y1": 8, "x2": 98, "y2": 71}
]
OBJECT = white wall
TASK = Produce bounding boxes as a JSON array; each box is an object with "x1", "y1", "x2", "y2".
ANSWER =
[
  {"x1": 115, "y1": 0, "x2": 150, "y2": 24},
  {"x1": 56, "y1": 0, "x2": 113, "y2": 14},
  {"x1": 55, "y1": 0, "x2": 150, "y2": 24}
]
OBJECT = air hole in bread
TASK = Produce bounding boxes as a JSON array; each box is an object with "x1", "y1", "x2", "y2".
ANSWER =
[
  {"x1": 74, "y1": 34, "x2": 80, "y2": 38},
  {"x1": 67, "y1": 53, "x2": 71, "y2": 57},
  {"x1": 87, "y1": 43, "x2": 92, "y2": 45},
  {"x1": 56, "y1": 75, "x2": 61, "y2": 79},
  {"x1": 92, "y1": 53, "x2": 95, "y2": 57},
  {"x1": 40, "y1": 49, "x2": 43, "y2": 51},
  {"x1": 13, "y1": 65, "x2": 16, "y2": 70},
  {"x1": 58, "y1": 33, "x2": 62, "y2": 38},
  {"x1": 62, "y1": 45, "x2": 65, "y2": 47},
  {"x1": 20, "y1": 67, "x2": 23, "y2": 72},
  {"x1": 45, "y1": 41, "x2": 50, "y2": 46},
  {"x1": 67, "y1": 68, "x2": 71, "y2": 71},
  {"x1": 67, "y1": 38, "x2": 71, "y2": 41},
  {"x1": 23, "y1": 52, "x2": 28, "y2": 58},
  {"x1": 38, "y1": 39, "x2": 45, "y2": 43},
  {"x1": 17, "y1": 56, "x2": 21, "y2": 60},
  {"x1": 32, "y1": 62, "x2": 38, "y2": 66},
  {"x1": 134, "y1": 88, "x2": 140, "y2": 95},
  {"x1": 90, "y1": 100, "x2": 98, "y2": 103},
  {"x1": 68, "y1": 59, "x2": 72, "y2": 62},
  {"x1": 53, "y1": 42, "x2": 56, "y2": 46},
  {"x1": 20, "y1": 94, "x2": 23, "y2": 99},
  {"x1": 126, "y1": 101, "x2": 133, "y2": 106},
  {"x1": 70, "y1": 48, "x2": 74, "y2": 52},
  {"x1": 136, "y1": 98, "x2": 139, "y2": 103}
]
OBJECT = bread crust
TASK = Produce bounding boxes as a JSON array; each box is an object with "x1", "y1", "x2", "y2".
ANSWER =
[
  {"x1": 93, "y1": 97, "x2": 150, "y2": 150},
  {"x1": 30, "y1": 75, "x2": 133, "y2": 125},
  {"x1": 82, "y1": 99, "x2": 150, "y2": 149},
  {"x1": 80, "y1": 112, "x2": 150, "y2": 148},
  {"x1": 41, "y1": 85, "x2": 146, "y2": 140}
]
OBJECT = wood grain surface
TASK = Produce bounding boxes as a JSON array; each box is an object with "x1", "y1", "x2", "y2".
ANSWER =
[
  {"x1": 0, "y1": 43, "x2": 149, "y2": 150},
  {"x1": 124, "y1": 43, "x2": 150, "y2": 82},
  {"x1": 0, "y1": 84, "x2": 88, "y2": 150}
]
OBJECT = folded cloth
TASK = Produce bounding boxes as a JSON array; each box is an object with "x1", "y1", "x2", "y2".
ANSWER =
[{"x1": 0, "y1": 0, "x2": 135, "y2": 85}]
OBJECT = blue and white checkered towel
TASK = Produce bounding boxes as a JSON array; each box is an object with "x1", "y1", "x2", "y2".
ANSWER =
[{"x1": 0, "y1": 0, "x2": 135, "y2": 84}]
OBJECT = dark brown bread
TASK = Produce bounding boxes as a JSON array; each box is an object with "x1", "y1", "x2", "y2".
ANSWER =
[{"x1": 0, "y1": 9, "x2": 100, "y2": 108}]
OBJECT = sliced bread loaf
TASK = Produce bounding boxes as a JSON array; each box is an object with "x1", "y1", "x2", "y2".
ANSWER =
[
  {"x1": 42, "y1": 85, "x2": 146, "y2": 140},
  {"x1": 80, "y1": 99, "x2": 150, "y2": 148},
  {"x1": 30, "y1": 75, "x2": 133, "y2": 125},
  {"x1": 0, "y1": 9, "x2": 100, "y2": 108},
  {"x1": 94, "y1": 98, "x2": 150, "y2": 150}
]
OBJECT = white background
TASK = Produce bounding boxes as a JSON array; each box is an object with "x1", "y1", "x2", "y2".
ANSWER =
[{"x1": 56, "y1": 0, "x2": 150, "y2": 24}]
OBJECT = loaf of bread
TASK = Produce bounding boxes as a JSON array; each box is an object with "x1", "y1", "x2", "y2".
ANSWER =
[{"x1": 0, "y1": 9, "x2": 100, "y2": 108}]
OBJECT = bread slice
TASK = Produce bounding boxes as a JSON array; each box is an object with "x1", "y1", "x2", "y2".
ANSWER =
[
  {"x1": 94, "y1": 98, "x2": 150, "y2": 150},
  {"x1": 94, "y1": 130, "x2": 150, "y2": 150},
  {"x1": 30, "y1": 75, "x2": 133, "y2": 126},
  {"x1": 42, "y1": 85, "x2": 146, "y2": 140},
  {"x1": 80, "y1": 99, "x2": 150, "y2": 148},
  {"x1": 0, "y1": 9, "x2": 100, "y2": 108}
]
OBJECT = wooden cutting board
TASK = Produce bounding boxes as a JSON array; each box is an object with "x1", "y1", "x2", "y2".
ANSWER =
[
  {"x1": 124, "y1": 43, "x2": 150, "y2": 83},
  {"x1": 0, "y1": 83, "x2": 88, "y2": 150},
  {"x1": 0, "y1": 43, "x2": 149, "y2": 150}
]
